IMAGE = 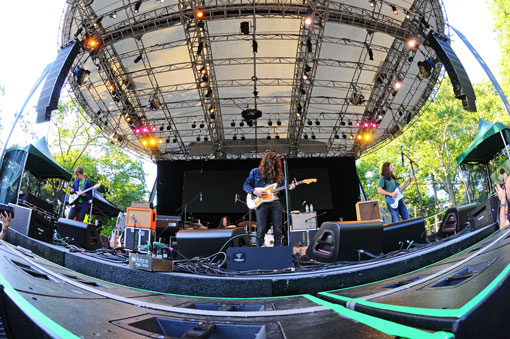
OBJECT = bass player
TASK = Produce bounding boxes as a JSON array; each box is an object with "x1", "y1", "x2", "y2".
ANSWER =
[
  {"x1": 243, "y1": 151, "x2": 295, "y2": 247},
  {"x1": 68, "y1": 166, "x2": 93, "y2": 222},
  {"x1": 377, "y1": 162, "x2": 413, "y2": 223}
]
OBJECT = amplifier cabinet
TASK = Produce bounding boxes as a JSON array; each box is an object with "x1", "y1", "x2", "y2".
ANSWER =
[
  {"x1": 125, "y1": 207, "x2": 157, "y2": 230},
  {"x1": 124, "y1": 227, "x2": 155, "y2": 253},
  {"x1": 356, "y1": 200, "x2": 381, "y2": 221},
  {"x1": 289, "y1": 229, "x2": 318, "y2": 247},
  {"x1": 291, "y1": 212, "x2": 317, "y2": 230}
]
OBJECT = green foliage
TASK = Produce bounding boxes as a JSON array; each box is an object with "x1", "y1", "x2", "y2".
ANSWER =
[{"x1": 42, "y1": 99, "x2": 148, "y2": 235}]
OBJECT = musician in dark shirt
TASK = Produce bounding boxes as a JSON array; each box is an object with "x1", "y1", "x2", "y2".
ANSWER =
[
  {"x1": 243, "y1": 152, "x2": 295, "y2": 246},
  {"x1": 377, "y1": 162, "x2": 412, "y2": 223},
  {"x1": 68, "y1": 166, "x2": 92, "y2": 222}
]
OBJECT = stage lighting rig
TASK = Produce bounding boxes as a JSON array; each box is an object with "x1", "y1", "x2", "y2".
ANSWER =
[
  {"x1": 73, "y1": 67, "x2": 90, "y2": 86},
  {"x1": 134, "y1": 1, "x2": 142, "y2": 13}
]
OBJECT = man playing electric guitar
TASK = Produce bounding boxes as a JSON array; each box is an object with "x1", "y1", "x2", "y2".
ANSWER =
[
  {"x1": 243, "y1": 152, "x2": 296, "y2": 247},
  {"x1": 377, "y1": 162, "x2": 413, "y2": 223},
  {"x1": 68, "y1": 166, "x2": 93, "y2": 222}
]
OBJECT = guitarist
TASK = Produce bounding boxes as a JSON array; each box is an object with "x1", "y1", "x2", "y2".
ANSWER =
[
  {"x1": 243, "y1": 152, "x2": 295, "y2": 247},
  {"x1": 377, "y1": 162, "x2": 412, "y2": 223},
  {"x1": 68, "y1": 166, "x2": 93, "y2": 222}
]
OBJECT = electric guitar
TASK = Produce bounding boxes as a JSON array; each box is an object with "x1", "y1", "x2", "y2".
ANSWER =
[
  {"x1": 384, "y1": 170, "x2": 418, "y2": 209},
  {"x1": 246, "y1": 178, "x2": 317, "y2": 210},
  {"x1": 68, "y1": 183, "x2": 100, "y2": 206}
]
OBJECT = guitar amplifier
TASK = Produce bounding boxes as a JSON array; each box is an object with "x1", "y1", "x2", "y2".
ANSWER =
[
  {"x1": 124, "y1": 227, "x2": 155, "y2": 253},
  {"x1": 356, "y1": 200, "x2": 381, "y2": 221},
  {"x1": 291, "y1": 212, "x2": 317, "y2": 230},
  {"x1": 126, "y1": 207, "x2": 157, "y2": 230}
]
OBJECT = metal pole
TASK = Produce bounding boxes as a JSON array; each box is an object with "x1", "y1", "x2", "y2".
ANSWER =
[{"x1": 282, "y1": 155, "x2": 291, "y2": 246}]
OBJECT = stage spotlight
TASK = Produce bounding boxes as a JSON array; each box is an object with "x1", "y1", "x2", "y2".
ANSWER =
[
  {"x1": 196, "y1": 136, "x2": 201, "y2": 142},
  {"x1": 195, "y1": 9, "x2": 204, "y2": 20},
  {"x1": 355, "y1": 122, "x2": 361, "y2": 127},
  {"x1": 134, "y1": 54, "x2": 143, "y2": 63},
  {"x1": 200, "y1": 67, "x2": 207, "y2": 75},
  {"x1": 160, "y1": 0, "x2": 165, "y2": 3},
  {"x1": 210, "y1": 113, "x2": 215, "y2": 119},
  {"x1": 158, "y1": 138, "x2": 164, "y2": 144},
  {"x1": 335, "y1": 134, "x2": 339, "y2": 139},
  {"x1": 306, "y1": 38, "x2": 313, "y2": 53},
  {"x1": 166, "y1": 138, "x2": 170, "y2": 143},
  {"x1": 241, "y1": 135, "x2": 246, "y2": 141},
  {"x1": 209, "y1": 106, "x2": 215, "y2": 114},
  {"x1": 342, "y1": 134, "x2": 347, "y2": 139},
  {"x1": 268, "y1": 120, "x2": 273, "y2": 126},
  {"x1": 134, "y1": 128, "x2": 141, "y2": 134},
  {"x1": 406, "y1": 38, "x2": 419, "y2": 50},
  {"x1": 391, "y1": 6, "x2": 398, "y2": 15},
  {"x1": 205, "y1": 87, "x2": 212, "y2": 98},
  {"x1": 204, "y1": 136, "x2": 209, "y2": 141},
  {"x1": 267, "y1": 135, "x2": 271, "y2": 140},
  {"x1": 348, "y1": 120, "x2": 352, "y2": 126},
  {"x1": 304, "y1": 134, "x2": 308, "y2": 139},
  {"x1": 304, "y1": 16, "x2": 313, "y2": 26},
  {"x1": 196, "y1": 41, "x2": 204, "y2": 55},
  {"x1": 192, "y1": 122, "x2": 197, "y2": 128},
  {"x1": 166, "y1": 125, "x2": 171, "y2": 130},
  {"x1": 369, "y1": 0, "x2": 376, "y2": 8},
  {"x1": 73, "y1": 67, "x2": 90, "y2": 86},
  {"x1": 85, "y1": 36, "x2": 100, "y2": 50},
  {"x1": 357, "y1": 134, "x2": 362, "y2": 140},
  {"x1": 200, "y1": 122, "x2": 205, "y2": 128},
  {"x1": 240, "y1": 121, "x2": 245, "y2": 127},
  {"x1": 142, "y1": 139, "x2": 148, "y2": 146},
  {"x1": 142, "y1": 126, "x2": 149, "y2": 134},
  {"x1": 151, "y1": 126, "x2": 157, "y2": 132},
  {"x1": 315, "y1": 119, "x2": 320, "y2": 126},
  {"x1": 231, "y1": 120, "x2": 235, "y2": 127},
  {"x1": 172, "y1": 138, "x2": 177, "y2": 143},
  {"x1": 277, "y1": 119, "x2": 282, "y2": 126},
  {"x1": 364, "y1": 133, "x2": 371, "y2": 141},
  {"x1": 159, "y1": 126, "x2": 164, "y2": 131},
  {"x1": 233, "y1": 135, "x2": 237, "y2": 141},
  {"x1": 349, "y1": 134, "x2": 353, "y2": 140},
  {"x1": 372, "y1": 123, "x2": 378, "y2": 128},
  {"x1": 340, "y1": 120, "x2": 346, "y2": 126},
  {"x1": 311, "y1": 134, "x2": 316, "y2": 140},
  {"x1": 393, "y1": 80, "x2": 402, "y2": 91},
  {"x1": 109, "y1": 11, "x2": 117, "y2": 19},
  {"x1": 150, "y1": 96, "x2": 162, "y2": 110},
  {"x1": 201, "y1": 74, "x2": 209, "y2": 83},
  {"x1": 405, "y1": 11, "x2": 411, "y2": 19},
  {"x1": 275, "y1": 135, "x2": 280, "y2": 140},
  {"x1": 307, "y1": 119, "x2": 312, "y2": 126},
  {"x1": 363, "y1": 122, "x2": 369, "y2": 128},
  {"x1": 247, "y1": 120, "x2": 253, "y2": 127},
  {"x1": 107, "y1": 83, "x2": 115, "y2": 92},
  {"x1": 134, "y1": 1, "x2": 142, "y2": 13}
]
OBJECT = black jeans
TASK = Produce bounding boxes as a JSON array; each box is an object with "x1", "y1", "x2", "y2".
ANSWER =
[
  {"x1": 256, "y1": 200, "x2": 283, "y2": 246},
  {"x1": 68, "y1": 202, "x2": 88, "y2": 222}
]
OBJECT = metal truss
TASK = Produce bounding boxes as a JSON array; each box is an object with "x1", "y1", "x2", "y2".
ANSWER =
[{"x1": 179, "y1": 0, "x2": 224, "y2": 157}]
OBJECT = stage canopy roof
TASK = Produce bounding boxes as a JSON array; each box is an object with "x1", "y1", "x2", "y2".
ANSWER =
[
  {"x1": 456, "y1": 118, "x2": 510, "y2": 165},
  {"x1": 61, "y1": 0, "x2": 448, "y2": 160}
]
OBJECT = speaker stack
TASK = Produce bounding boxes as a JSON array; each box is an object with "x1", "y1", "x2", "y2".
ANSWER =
[
  {"x1": 56, "y1": 218, "x2": 100, "y2": 250},
  {"x1": 438, "y1": 203, "x2": 477, "y2": 238},
  {"x1": 8, "y1": 203, "x2": 54, "y2": 243},
  {"x1": 124, "y1": 207, "x2": 157, "y2": 252}
]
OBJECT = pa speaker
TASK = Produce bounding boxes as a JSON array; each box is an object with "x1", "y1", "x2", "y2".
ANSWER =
[
  {"x1": 8, "y1": 204, "x2": 54, "y2": 242},
  {"x1": 56, "y1": 218, "x2": 101, "y2": 250},
  {"x1": 382, "y1": 218, "x2": 426, "y2": 253},
  {"x1": 306, "y1": 220, "x2": 383, "y2": 262},
  {"x1": 426, "y1": 32, "x2": 476, "y2": 112},
  {"x1": 438, "y1": 203, "x2": 477, "y2": 238},
  {"x1": 226, "y1": 246, "x2": 293, "y2": 270},
  {"x1": 467, "y1": 195, "x2": 499, "y2": 230},
  {"x1": 175, "y1": 228, "x2": 250, "y2": 259},
  {"x1": 36, "y1": 40, "x2": 81, "y2": 123}
]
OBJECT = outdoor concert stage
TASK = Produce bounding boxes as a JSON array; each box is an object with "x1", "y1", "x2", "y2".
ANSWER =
[{"x1": 1, "y1": 220, "x2": 510, "y2": 338}]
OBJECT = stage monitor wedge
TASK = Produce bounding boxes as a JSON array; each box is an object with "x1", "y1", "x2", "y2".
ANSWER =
[
  {"x1": 36, "y1": 40, "x2": 81, "y2": 123},
  {"x1": 427, "y1": 32, "x2": 476, "y2": 112}
]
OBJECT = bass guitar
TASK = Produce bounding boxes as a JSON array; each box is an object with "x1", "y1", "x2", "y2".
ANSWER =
[
  {"x1": 68, "y1": 183, "x2": 100, "y2": 206},
  {"x1": 246, "y1": 178, "x2": 317, "y2": 210},
  {"x1": 384, "y1": 170, "x2": 418, "y2": 209}
]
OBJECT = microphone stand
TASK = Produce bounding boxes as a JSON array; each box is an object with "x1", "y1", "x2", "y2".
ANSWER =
[
  {"x1": 234, "y1": 195, "x2": 252, "y2": 234},
  {"x1": 402, "y1": 151, "x2": 424, "y2": 219},
  {"x1": 176, "y1": 193, "x2": 200, "y2": 229},
  {"x1": 282, "y1": 154, "x2": 291, "y2": 246}
]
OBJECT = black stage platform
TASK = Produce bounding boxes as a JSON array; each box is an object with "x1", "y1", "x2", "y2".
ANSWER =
[{"x1": 1, "y1": 223, "x2": 510, "y2": 338}]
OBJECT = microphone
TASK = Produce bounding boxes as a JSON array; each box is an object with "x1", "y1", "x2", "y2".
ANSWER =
[
  {"x1": 200, "y1": 192, "x2": 202, "y2": 202},
  {"x1": 234, "y1": 193, "x2": 238, "y2": 203},
  {"x1": 401, "y1": 145, "x2": 404, "y2": 167}
]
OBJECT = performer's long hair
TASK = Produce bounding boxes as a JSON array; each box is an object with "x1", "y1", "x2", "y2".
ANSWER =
[
  {"x1": 259, "y1": 151, "x2": 283, "y2": 182},
  {"x1": 381, "y1": 162, "x2": 397, "y2": 180}
]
